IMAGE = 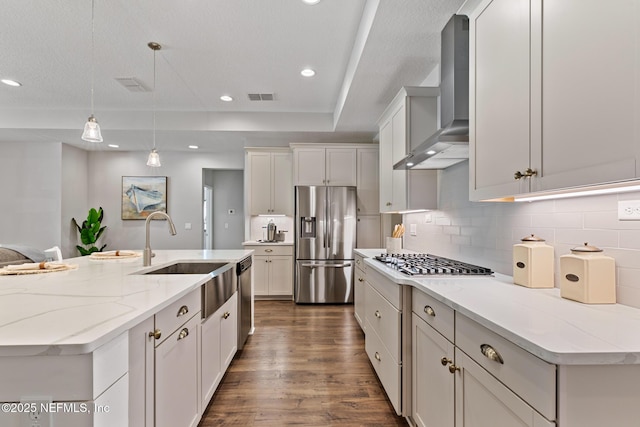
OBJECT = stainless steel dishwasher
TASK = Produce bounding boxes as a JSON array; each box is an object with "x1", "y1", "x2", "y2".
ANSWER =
[{"x1": 236, "y1": 256, "x2": 252, "y2": 350}]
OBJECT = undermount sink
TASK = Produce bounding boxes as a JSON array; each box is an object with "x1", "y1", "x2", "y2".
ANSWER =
[
  {"x1": 141, "y1": 262, "x2": 229, "y2": 275},
  {"x1": 140, "y1": 262, "x2": 237, "y2": 319}
]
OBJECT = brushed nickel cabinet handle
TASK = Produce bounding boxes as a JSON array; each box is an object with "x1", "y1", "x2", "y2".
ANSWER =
[
  {"x1": 441, "y1": 357, "x2": 452, "y2": 366},
  {"x1": 374, "y1": 310, "x2": 381, "y2": 319},
  {"x1": 424, "y1": 305, "x2": 436, "y2": 317},
  {"x1": 177, "y1": 327, "x2": 189, "y2": 340},
  {"x1": 149, "y1": 329, "x2": 162, "y2": 340},
  {"x1": 480, "y1": 344, "x2": 504, "y2": 364},
  {"x1": 223, "y1": 311, "x2": 231, "y2": 319},
  {"x1": 374, "y1": 352, "x2": 381, "y2": 361},
  {"x1": 177, "y1": 305, "x2": 189, "y2": 317},
  {"x1": 265, "y1": 249, "x2": 273, "y2": 253}
]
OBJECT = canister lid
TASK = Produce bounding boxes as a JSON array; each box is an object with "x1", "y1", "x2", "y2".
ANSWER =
[
  {"x1": 521, "y1": 234, "x2": 545, "y2": 242},
  {"x1": 570, "y1": 242, "x2": 603, "y2": 253}
]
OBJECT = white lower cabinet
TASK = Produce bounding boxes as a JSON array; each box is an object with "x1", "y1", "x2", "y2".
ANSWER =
[
  {"x1": 354, "y1": 254, "x2": 367, "y2": 332},
  {"x1": 201, "y1": 292, "x2": 238, "y2": 408},
  {"x1": 247, "y1": 245, "x2": 293, "y2": 298},
  {"x1": 155, "y1": 314, "x2": 200, "y2": 427}
]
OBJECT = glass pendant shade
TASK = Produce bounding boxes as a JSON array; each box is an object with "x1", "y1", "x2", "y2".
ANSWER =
[
  {"x1": 81, "y1": 115, "x2": 103, "y2": 143},
  {"x1": 146, "y1": 148, "x2": 161, "y2": 167}
]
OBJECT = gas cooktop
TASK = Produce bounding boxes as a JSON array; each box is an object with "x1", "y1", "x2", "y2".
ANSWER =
[{"x1": 374, "y1": 253, "x2": 493, "y2": 276}]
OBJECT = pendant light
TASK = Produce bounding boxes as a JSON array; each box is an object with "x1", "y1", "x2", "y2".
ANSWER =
[
  {"x1": 81, "y1": 0, "x2": 103, "y2": 143},
  {"x1": 146, "y1": 42, "x2": 162, "y2": 167}
]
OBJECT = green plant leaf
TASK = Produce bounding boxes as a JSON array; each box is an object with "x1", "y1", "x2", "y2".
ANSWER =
[
  {"x1": 87, "y1": 208, "x2": 99, "y2": 224},
  {"x1": 96, "y1": 226, "x2": 107, "y2": 240},
  {"x1": 80, "y1": 228, "x2": 97, "y2": 244}
]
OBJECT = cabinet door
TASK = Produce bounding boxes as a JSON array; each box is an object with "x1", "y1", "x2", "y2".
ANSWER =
[
  {"x1": 129, "y1": 316, "x2": 154, "y2": 427},
  {"x1": 268, "y1": 255, "x2": 293, "y2": 296},
  {"x1": 354, "y1": 268, "x2": 366, "y2": 332},
  {"x1": 200, "y1": 309, "x2": 222, "y2": 409},
  {"x1": 248, "y1": 151, "x2": 273, "y2": 215},
  {"x1": 357, "y1": 148, "x2": 379, "y2": 214},
  {"x1": 454, "y1": 350, "x2": 554, "y2": 427},
  {"x1": 325, "y1": 148, "x2": 357, "y2": 186},
  {"x1": 537, "y1": 0, "x2": 639, "y2": 191},
  {"x1": 253, "y1": 256, "x2": 270, "y2": 296},
  {"x1": 391, "y1": 103, "x2": 407, "y2": 165},
  {"x1": 379, "y1": 120, "x2": 394, "y2": 212},
  {"x1": 156, "y1": 315, "x2": 200, "y2": 427},
  {"x1": 219, "y1": 292, "x2": 238, "y2": 371},
  {"x1": 470, "y1": 0, "x2": 532, "y2": 200},
  {"x1": 356, "y1": 215, "x2": 380, "y2": 249},
  {"x1": 294, "y1": 148, "x2": 326, "y2": 185},
  {"x1": 412, "y1": 313, "x2": 454, "y2": 427},
  {"x1": 271, "y1": 152, "x2": 293, "y2": 215}
]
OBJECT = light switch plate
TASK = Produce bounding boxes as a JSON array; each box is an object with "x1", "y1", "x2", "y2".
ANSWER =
[
  {"x1": 410, "y1": 224, "x2": 417, "y2": 236},
  {"x1": 618, "y1": 200, "x2": 640, "y2": 220}
]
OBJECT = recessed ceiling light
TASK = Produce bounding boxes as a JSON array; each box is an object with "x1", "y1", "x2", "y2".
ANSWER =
[
  {"x1": 406, "y1": 162, "x2": 414, "y2": 167},
  {"x1": 188, "y1": 145, "x2": 199, "y2": 149},
  {"x1": 108, "y1": 144, "x2": 119, "y2": 148},
  {"x1": 426, "y1": 150, "x2": 437, "y2": 155},
  {"x1": 1, "y1": 79, "x2": 22, "y2": 87},
  {"x1": 220, "y1": 95, "x2": 233, "y2": 102},
  {"x1": 302, "y1": 0, "x2": 321, "y2": 4},
  {"x1": 300, "y1": 68, "x2": 316, "y2": 77}
]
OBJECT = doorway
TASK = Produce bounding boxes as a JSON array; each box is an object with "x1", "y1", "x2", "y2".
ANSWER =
[
  {"x1": 202, "y1": 169, "x2": 244, "y2": 249},
  {"x1": 203, "y1": 185, "x2": 213, "y2": 249}
]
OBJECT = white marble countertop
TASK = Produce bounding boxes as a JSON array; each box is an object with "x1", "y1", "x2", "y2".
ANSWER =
[
  {"x1": 242, "y1": 240, "x2": 293, "y2": 246},
  {"x1": 0, "y1": 249, "x2": 252, "y2": 357},
  {"x1": 355, "y1": 248, "x2": 640, "y2": 365}
]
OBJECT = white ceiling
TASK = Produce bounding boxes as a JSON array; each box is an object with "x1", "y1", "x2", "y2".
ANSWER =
[{"x1": 0, "y1": 0, "x2": 466, "y2": 154}]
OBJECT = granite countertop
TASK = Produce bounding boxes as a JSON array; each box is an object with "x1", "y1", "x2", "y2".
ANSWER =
[
  {"x1": 355, "y1": 248, "x2": 640, "y2": 366},
  {"x1": 0, "y1": 249, "x2": 252, "y2": 356}
]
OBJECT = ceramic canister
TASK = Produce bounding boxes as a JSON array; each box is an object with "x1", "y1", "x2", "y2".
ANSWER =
[
  {"x1": 513, "y1": 234, "x2": 554, "y2": 288},
  {"x1": 560, "y1": 243, "x2": 616, "y2": 304}
]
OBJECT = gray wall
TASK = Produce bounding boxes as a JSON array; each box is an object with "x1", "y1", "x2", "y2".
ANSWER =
[
  {"x1": 61, "y1": 144, "x2": 89, "y2": 257},
  {"x1": 204, "y1": 169, "x2": 244, "y2": 249},
  {"x1": 0, "y1": 142, "x2": 63, "y2": 252}
]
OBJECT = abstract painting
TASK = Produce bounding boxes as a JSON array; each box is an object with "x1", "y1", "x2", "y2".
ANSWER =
[{"x1": 121, "y1": 176, "x2": 167, "y2": 220}]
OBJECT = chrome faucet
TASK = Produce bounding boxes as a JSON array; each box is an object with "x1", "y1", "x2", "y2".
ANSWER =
[{"x1": 143, "y1": 211, "x2": 177, "y2": 266}]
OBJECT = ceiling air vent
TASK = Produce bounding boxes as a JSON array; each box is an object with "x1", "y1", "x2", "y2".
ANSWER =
[
  {"x1": 115, "y1": 77, "x2": 149, "y2": 92},
  {"x1": 248, "y1": 93, "x2": 275, "y2": 101}
]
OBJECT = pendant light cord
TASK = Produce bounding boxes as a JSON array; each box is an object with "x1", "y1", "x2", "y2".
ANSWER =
[
  {"x1": 90, "y1": 0, "x2": 96, "y2": 115},
  {"x1": 152, "y1": 47, "x2": 156, "y2": 150}
]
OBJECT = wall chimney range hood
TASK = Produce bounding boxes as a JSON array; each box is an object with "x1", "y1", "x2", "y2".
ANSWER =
[{"x1": 395, "y1": 14, "x2": 469, "y2": 170}]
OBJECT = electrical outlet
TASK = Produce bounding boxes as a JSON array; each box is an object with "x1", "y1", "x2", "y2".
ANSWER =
[
  {"x1": 618, "y1": 200, "x2": 640, "y2": 220},
  {"x1": 410, "y1": 224, "x2": 417, "y2": 236},
  {"x1": 20, "y1": 397, "x2": 52, "y2": 427},
  {"x1": 424, "y1": 214, "x2": 432, "y2": 223}
]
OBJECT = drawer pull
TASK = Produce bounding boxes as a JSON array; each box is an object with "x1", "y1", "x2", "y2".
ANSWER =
[
  {"x1": 265, "y1": 249, "x2": 273, "y2": 253},
  {"x1": 440, "y1": 356, "x2": 452, "y2": 366},
  {"x1": 448, "y1": 364, "x2": 460, "y2": 374},
  {"x1": 177, "y1": 328, "x2": 189, "y2": 340},
  {"x1": 374, "y1": 310, "x2": 381, "y2": 319},
  {"x1": 358, "y1": 277, "x2": 364, "y2": 282},
  {"x1": 424, "y1": 305, "x2": 436, "y2": 317},
  {"x1": 149, "y1": 329, "x2": 162, "y2": 340},
  {"x1": 223, "y1": 311, "x2": 231, "y2": 319},
  {"x1": 480, "y1": 344, "x2": 504, "y2": 364},
  {"x1": 374, "y1": 352, "x2": 381, "y2": 361},
  {"x1": 177, "y1": 305, "x2": 189, "y2": 317}
]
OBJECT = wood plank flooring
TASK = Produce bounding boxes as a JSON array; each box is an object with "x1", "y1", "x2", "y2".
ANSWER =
[{"x1": 199, "y1": 300, "x2": 408, "y2": 426}]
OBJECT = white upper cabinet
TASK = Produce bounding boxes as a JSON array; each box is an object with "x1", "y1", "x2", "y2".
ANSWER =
[
  {"x1": 293, "y1": 146, "x2": 357, "y2": 186},
  {"x1": 246, "y1": 149, "x2": 293, "y2": 215},
  {"x1": 470, "y1": 0, "x2": 640, "y2": 201},
  {"x1": 356, "y1": 147, "x2": 379, "y2": 215},
  {"x1": 378, "y1": 87, "x2": 439, "y2": 213}
]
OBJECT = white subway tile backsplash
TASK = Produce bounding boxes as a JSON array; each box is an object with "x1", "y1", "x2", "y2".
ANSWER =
[{"x1": 403, "y1": 165, "x2": 640, "y2": 309}]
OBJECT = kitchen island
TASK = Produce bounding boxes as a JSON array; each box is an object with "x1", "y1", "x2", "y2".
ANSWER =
[
  {"x1": 356, "y1": 249, "x2": 640, "y2": 427},
  {"x1": 0, "y1": 249, "x2": 252, "y2": 427}
]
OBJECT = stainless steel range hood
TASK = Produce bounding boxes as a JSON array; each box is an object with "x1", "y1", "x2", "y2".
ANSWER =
[{"x1": 395, "y1": 14, "x2": 469, "y2": 170}]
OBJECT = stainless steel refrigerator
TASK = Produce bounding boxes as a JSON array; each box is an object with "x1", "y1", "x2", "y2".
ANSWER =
[{"x1": 295, "y1": 186, "x2": 356, "y2": 303}]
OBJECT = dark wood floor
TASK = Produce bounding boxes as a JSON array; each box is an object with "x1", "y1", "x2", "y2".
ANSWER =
[{"x1": 199, "y1": 300, "x2": 408, "y2": 426}]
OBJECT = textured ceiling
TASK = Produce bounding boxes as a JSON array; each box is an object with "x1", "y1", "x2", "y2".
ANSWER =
[{"x1": 0, "y1": 0, "x2": 466, "y2": 153}]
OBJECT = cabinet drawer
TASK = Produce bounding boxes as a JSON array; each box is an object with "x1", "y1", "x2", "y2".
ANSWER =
[
  {"x1": 365, "y1": 318, "x2": 401, "y2": 415},
  {"x1": 412, "y1": 288, "x2": 454, "y2": 342},
  {"x1": 155, "y1": 289, "x2": 201, "y2": 345},
  {"x1": 365, "y1": 283, "x2": 401, "y2": 361},
  {"x1": 367, "y1": 266, "x2": 401, "y2": 309},
  {"x1": 456, "y1": 313, "x2": 556, "y2": 420},
  {"x1": 245, "y1": 245, "x2": 293, "y2": 256}
]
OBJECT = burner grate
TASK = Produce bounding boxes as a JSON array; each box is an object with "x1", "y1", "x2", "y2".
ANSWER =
[{"x1": 374, "y1": 253, "x2": 493, "y2": 276}]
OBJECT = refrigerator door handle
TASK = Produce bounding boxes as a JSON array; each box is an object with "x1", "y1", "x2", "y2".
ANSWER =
[{"x1": 300, "y1": 262, "x2": 352, "y2": 268}]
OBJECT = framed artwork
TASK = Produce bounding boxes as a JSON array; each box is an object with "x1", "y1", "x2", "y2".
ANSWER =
[{"x1": 121, "y1": 176, "x2": 167, "y2": 220}]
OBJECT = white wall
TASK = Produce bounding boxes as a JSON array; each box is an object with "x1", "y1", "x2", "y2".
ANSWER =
[
  {"x1": 403, "y1": 161, "x2": 640, "y2": 309},
  {"x1": 87, "y1": 150, "x2": 243, "y2": 251},
  {"x1": 61, "y1": 144, "x2": 89, "y2": 257},
  {"x1": 0, "y1": 142, "x2": 62, "y2": 251}
]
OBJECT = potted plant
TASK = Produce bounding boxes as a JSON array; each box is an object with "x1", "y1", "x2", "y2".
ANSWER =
[{"x1": 72, "y1": 207, "x2": 107, "y2": 256}]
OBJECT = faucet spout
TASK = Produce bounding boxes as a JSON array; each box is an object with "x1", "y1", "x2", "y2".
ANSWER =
[{"x1": 143, "y1": 211, "x2": 177, "y2": 266}]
